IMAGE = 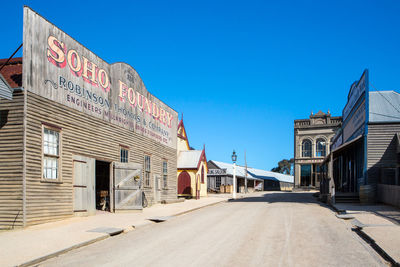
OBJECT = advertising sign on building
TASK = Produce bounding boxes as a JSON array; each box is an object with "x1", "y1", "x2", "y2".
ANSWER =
[
  {"x1": 331, "y1": 133, "x2": 343, "y2": 151},
  {"x1": 22, "y1": 7, "x2": 177, "y2": 149},
  {"x1": 343, "y1": 99, "x2": 365, "y2": 143},
  {"x1": 343, "y1": 70, "x2": 368, "y2": 121},
  {"x1": 208, "y1": 169, "x2": 227, "y2": 175}
]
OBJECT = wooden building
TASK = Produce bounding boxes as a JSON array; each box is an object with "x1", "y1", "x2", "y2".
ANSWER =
[
  {"x1": 207, "y1": 160, "x2": 265, "y2": 193},
  {"x1": 176, "y1": 118, "x2": 208, "y2": 198},
  {"x1": 0, "y1": 7, "x2": 178, "y2": 229},
  {"x1": 322, "y1": 69, "x2": 400, "y2": 206}
]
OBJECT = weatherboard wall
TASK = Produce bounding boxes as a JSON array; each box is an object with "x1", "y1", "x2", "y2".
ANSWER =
[
  {"x1": 0, "y1": 91, "x2": 24, "y2": 229},
  {"x1": 24, "y1": 91, "x2": 177, "y2": 226},
  {"x1": 366, "y1": 123, "x2": 400, "y2": 185}
]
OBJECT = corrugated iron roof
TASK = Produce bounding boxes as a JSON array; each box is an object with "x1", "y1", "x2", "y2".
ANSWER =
[
  {"x1": 247, "y1": 168, "x2": 294, "y2": 183},
  {"x1": 369, "y1": 91, "x2": 400, "y2": 122},
  {"x1": 210, "y1": 160, "x2": 293, "y2": 183},
  {"x1": 178, "y1": 150, "x2": 202, "y2": 169}
]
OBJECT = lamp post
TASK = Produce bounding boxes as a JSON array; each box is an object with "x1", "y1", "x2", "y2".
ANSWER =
[{"x1": 231, "y1": 150, "x2": 237, "y2": 199}]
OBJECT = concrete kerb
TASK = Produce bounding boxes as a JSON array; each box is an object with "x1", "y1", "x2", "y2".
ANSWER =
[
  {"x1": 352, "y1": 227, "x2": 400, "y2": 267},
  {"x1": 18, "y1": 235, "x2": 109, "y2": 267},
  {"x1": 331, "y1": 203, "x2": 399, "y2": 267},
  {"x1": 18, "y1": 198, "x2": 228, "y2": 267}
]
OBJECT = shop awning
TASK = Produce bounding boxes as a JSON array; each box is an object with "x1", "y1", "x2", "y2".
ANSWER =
[
  {"x1": 322, "y1": 135, "x2": 363, "y2": 164},
  {"x1": 332, "y1": 134, "x2": 363, "y2": 154}
]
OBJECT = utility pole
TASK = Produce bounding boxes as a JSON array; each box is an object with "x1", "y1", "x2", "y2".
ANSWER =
[{"x1": 245, "y1": 150, "x2": 248, "y2": 193}]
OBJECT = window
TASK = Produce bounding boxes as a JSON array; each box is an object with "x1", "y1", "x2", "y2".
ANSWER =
[
  {"x1": 201, "y1": 166, "x2": 205, "y2": 183},
  {"x1": 163, "y1": 161, "x2": 168, "y2": 189},
  {"x1": 120, "y1": 147, "x2": 129, "y2": 163},
  {"x1": 316, "y1": 138, "x2": 326, "y2": 157},
  {"x1": 302, "y1": 139, "x2": 312, "y2": 157},
  {"x1": 43, "y1": 127, "x2": 60, "y2": 180},
  {"x1": 216, "y1": 177, "x2": 221, "y2": 189},
  {"x1": 144, "y1": 155, "x2": 151, "y2": 187}
]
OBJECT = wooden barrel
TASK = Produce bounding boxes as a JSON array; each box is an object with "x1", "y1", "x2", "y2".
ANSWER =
[
  {"x1": 359, "y1": 184, "x2": 377, "y2": 204},
  {"x1": 220, "y1": 185, "x2": 225, "y2": 193}
]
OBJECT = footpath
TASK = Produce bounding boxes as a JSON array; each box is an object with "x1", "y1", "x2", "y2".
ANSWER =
[
  {"x1": 333, "y1": 202, "x2": 400, "y2": 266},
  {"x1": 0, "y1": 194, "x2": 234, "y2": 267}
]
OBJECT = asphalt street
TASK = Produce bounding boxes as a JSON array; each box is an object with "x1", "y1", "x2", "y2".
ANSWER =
[{"x1": 40, "y1": 192, "x2": 386, "y2": 267}]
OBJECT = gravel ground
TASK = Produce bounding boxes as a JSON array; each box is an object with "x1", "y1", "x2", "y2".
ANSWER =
[{"x1": 40, "y1": 192, "x2": 386, "y2": 267}]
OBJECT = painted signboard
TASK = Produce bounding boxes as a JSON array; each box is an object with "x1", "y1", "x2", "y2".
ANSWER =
[
  {"x1": 343, "y1": 70, "x2": 368, "y2": 121},
  {"x1": 22, "y1": 7, "x2": 177, "y2": 149},
  {"x1": 208, "y1": 169, "x2": 227, "y2": 175},
  {"x1": 331, "y1": 133, "x2": 343, "y2": 151},
  {"x1": 343, "y1": 99, "x2": 365, "y2": 143}
]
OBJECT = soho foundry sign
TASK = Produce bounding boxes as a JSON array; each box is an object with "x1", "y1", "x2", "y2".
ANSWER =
[{"x1": 22, "y1": 7, "x2": 177, "y2": 149}]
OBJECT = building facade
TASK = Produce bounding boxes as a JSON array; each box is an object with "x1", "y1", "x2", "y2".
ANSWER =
[
  {"x1": 176, "y1": 118, "x2": 208, "y2": 198},
  {"x1": 294, "y1": 111, "x2": 342, "y2": 188},
  {"x1": 323, "y1": 70, "x2": 400, "y2": 206},
  {"x1": 0, "y1": 7, "x2": 178, "y2": 229},
  {"x1": 207, "y1": 160, "x2": 265, "y2": 193}
]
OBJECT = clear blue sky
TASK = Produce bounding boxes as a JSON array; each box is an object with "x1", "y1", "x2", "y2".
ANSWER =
[{"x1": 2, "y1": 1, "x2": 400, "y2": 170}]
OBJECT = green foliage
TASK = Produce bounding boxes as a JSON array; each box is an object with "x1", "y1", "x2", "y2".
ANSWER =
[{"x1": 271, "y1": 158, "x2": 294, "y2": 175}]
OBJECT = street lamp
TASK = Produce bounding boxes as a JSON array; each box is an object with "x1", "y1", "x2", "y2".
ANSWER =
[{"x1": 231, "y1": 150, "x2": 237, "y2": 199}]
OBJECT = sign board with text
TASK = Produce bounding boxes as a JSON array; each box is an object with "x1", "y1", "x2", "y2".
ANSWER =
[
  {"x1": 343, "y1": 70, "x2": 368, "y2": 122},
  {"x1": 343, "y1": 99, "x2": 365, "y2": 143},
  {"x1": 208, "y1": 169, "x2": 227, "y2": 176},
  {"x1": 22, "y1": 7, "x2": 177, "y2": 149}
]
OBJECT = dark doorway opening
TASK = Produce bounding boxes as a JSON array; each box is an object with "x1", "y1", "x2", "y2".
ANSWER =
[
  {"x1": 96, "y1": 160, "x2": 110, "y2": 211},
  {"x1": 301, "y1": 164, "x2": 311, "y2": 186}
]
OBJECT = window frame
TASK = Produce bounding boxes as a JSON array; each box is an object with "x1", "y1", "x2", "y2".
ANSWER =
[
  {"x1": 316, "y1": 138, "x2": 326, "y2": 157},
  {"x1": 162, "y1": 160, "x2": 168, "y2": 189},
  {"x1": 301, "y1": 139, "x2": 312, "y2": 158},
  {"x1": 120, "y1": 145, "x2": 129, "y2": 163},
  {"x1": 144, "y1": 155, "x2": 151, "y2": 188},
  {"x1": 41, "y1": 123, "x2": 62, "y2": 183},
  {"x1": 201, "y1": 165, "x2": 205, "y2": 184}
]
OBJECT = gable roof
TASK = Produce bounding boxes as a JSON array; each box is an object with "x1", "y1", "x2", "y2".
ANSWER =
[
  {"x1": 177, "y1": 118, "x2": 190, "y2": 148},
  {"x1": 178, "y1": 150, "x2": 202, "y2": 169},
  {"x1": 246, "y1": 168, "x2": 294, "y2": 183},
  {"x1": 369, "y1": 91, "x2": 400, "y2": 123},
  {"x1": 209, "y1": 161, "x2": 263, "y2": 181},
  {"x1": 209, "y1": 160, "x2": 294, "y2": 183},
  {"x1": 178, "y1": 146, "x2": 207, "y2": 170}
]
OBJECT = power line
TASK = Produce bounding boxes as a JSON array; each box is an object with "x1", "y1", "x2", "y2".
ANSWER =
[{"x1": 370, "y1": 83, "x2": 400, "y2": 115}]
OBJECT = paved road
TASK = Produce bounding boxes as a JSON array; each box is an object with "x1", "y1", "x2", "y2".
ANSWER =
[{"x1": 41, "y1": 192, "x2": 386, "y2": 267}]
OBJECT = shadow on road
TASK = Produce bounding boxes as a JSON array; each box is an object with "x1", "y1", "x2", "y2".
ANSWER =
[
  {"x1": 336, "y1": 203, "x2": 400, "y2": 225},
  {"x1": 228, "y1": 192, "x2": 336, "y2": 210}
]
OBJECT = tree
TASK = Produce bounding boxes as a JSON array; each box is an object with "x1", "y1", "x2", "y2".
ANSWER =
[{"x1": 271, "y1": 158, "x2": 294, "y2": 175}]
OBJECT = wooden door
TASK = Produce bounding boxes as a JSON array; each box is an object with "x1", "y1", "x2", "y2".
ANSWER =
[
  {"x1": 113, "y1": 162, "x2": 143, "y2": 210},
  {"x1": 178, "y1": 171, "x2": 191, "y2": 196},
  {"x1": 73, "y1": 155, "x2": 95, "y2": 215}
]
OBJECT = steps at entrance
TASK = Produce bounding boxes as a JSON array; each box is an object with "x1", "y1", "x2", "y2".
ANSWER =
[{"x1": 335, "y1": 194, "x2": 359, "y2": 203}]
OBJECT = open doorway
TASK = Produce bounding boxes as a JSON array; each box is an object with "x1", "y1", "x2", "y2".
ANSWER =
[{"x1": 96, "y1": 160, "x2": 110, "y2": 212}]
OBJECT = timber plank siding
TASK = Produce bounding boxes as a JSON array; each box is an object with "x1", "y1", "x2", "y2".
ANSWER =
[
  {"x1": 0, "y1": 7, "x2": 178, "y2": 228},
  {"x1": 24, "y1": 92, "x2": 177, "y2": 226},
  {"x1": 0, "y1": 91, "x2": 24, "y2": 229},
  {"x1": 367, "y1": 123, "x2": 400, "y2": 184}
]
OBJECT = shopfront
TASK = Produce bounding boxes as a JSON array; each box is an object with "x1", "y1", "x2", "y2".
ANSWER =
[
  {"x1": 323, "y1": 69, "x2": 400, "y2": 205},
  {"x1": 0, "y1": 7, "x2": 178, "y2": 229}
]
